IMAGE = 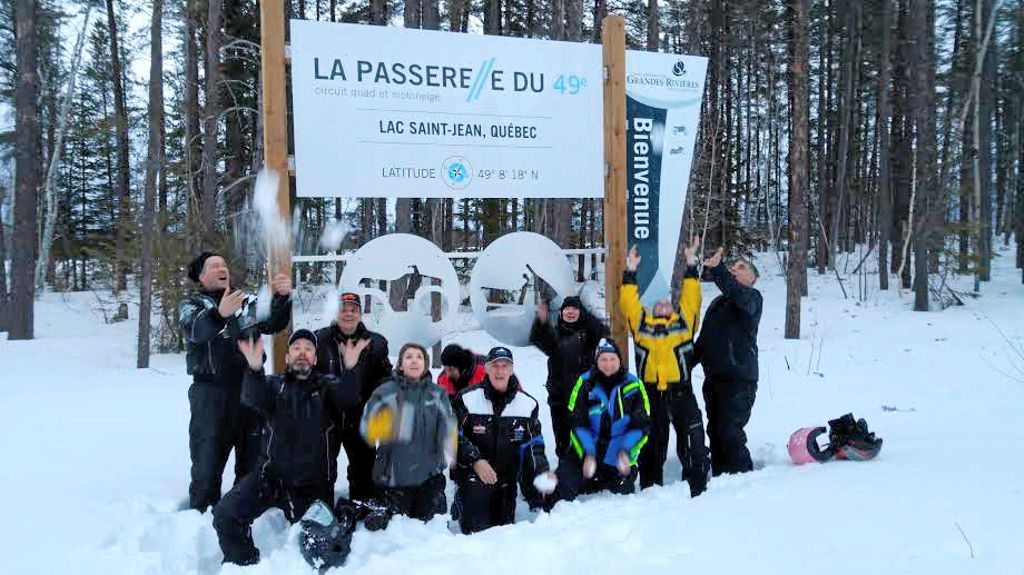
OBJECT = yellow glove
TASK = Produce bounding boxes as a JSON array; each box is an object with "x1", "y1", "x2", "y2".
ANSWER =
[{"x1": 364, "y1": 406, "x2": 395, "y2": 444}]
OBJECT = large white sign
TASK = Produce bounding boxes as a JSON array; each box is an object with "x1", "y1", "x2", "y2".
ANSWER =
[
  {"x1": 624, "y1": 51, "x2": 708, "y2": 307},
  {"x1": 290, "y1": 20, "x2": 603, "y2": 198}
]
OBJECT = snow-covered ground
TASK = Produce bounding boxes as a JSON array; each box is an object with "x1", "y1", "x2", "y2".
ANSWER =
[{"x1": 2, "y1": 247, "x2": 1023, "y2": 575}]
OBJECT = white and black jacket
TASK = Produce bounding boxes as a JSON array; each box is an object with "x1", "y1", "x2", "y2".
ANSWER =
[
  {"x1": 178, "y1": 288, "x2": 291, "y2": 385},
  {"x1": 452, "y1": 376, "x2": 550, "y2": 489}
]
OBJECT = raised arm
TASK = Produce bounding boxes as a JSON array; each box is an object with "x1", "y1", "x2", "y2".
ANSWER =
[
  {"x1": 258, "y1": 293, "x2": 292, "y2": 335},
  {"x1": 678, "y1": 265, "x2": 702, "y2": 333},
  {"x1": 238, "y1": 338, "x2": 274, "y2": 415},
  {"x1": 619, "y1": 246, "x2": 646, "y2": 337},
  {"x1": 529, "y1": 315, "x2": 558, "y2": 357},
  {"x1": 708, "y1": 262, "x2": 762, "y2": 317},
  {"x1": 678, "y1": 236, "x2": 703, "y2": 331}
]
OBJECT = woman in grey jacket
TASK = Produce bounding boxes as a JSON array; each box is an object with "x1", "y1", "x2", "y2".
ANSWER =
[{"x1": 359, "y1": 343, "x2": 457, "y2": 524}]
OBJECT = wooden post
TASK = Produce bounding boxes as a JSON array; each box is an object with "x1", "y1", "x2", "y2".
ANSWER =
[
  {"x1": 260, "y1": 0, "x2": 291, "y2": 373},
  {"x1": 602, "y1": 15, "x2": 628, "y2": 367}
]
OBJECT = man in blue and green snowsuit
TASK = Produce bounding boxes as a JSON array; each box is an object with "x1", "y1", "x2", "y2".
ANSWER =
[{"x1": 545, "y1": 339, "x2": 651, "y2": 508}]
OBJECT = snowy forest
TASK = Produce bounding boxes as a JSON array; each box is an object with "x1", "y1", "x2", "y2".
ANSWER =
[{"x1": 1, "y1": 0, "x2": 1022, "y2": 359}]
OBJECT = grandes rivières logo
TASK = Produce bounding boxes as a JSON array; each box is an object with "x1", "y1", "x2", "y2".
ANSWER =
[{"x1": 626, "y1": 60, "x2": 701, "y2": 91}]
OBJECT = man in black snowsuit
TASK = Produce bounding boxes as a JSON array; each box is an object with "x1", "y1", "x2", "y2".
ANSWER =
[
  {"x1": 313, "y1": 291, "x2": 392, "y2": 501},
  {"x1": 529, "y1": 295, "x2": 609, "y2": 459},
  {"x1": 694, "y1": 249, "x2": 763, "y2": 476},
  {"x1": 451, "y1": 347, "x2": 556, "y2": 534},
  {"x1": 178, "y1": 251, "x2": 292, "y2": 512},
  {"x1": 213, "y1": 329, "x2": 358, "y2": 566}
]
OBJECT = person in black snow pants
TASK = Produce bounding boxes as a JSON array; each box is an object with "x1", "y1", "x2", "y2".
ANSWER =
[
  {"x1": 451, "y1": 347, "x2": 557, "y2": 534},
  {"x1": 530, "y1": 295, "x2": 608, "y2": 461},
  {"x1": 178, "y1": 251, "x2": 292, "y2": 512},
  {"x1": 694, "y1": 248, "x2": 763, "y2": 476},
  {"x1": 313, "y1": 291, "x2": 392, "y2": 502},
  {"x1": 212, "y1": 330, "x2": 358, "y2": 566},
  {"x1": 359, "y1": 343, "x2": 457, "y2": 527}
]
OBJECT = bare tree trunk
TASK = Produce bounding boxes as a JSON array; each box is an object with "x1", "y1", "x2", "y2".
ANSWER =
[
  {"x1": 892, "y1": 0, "x2": 912, "y2": 288},
  {"x1": 0, "y1": 184, "x2": 8, "y2": 331},
  {"x1": 829, "y1": 2, "x2": 857, "y2": 270},
  {"x1": 184, "y1": 0, "x2": 202, "y2": 248},
  {"x1": 486, "y1": 0, "x2": 501, "y2": 34},
  {"x1": 447, "y1": 0, "x2": 464, "y2": 31},
  {"x1": 375, "y1": 198, "x2": 387, "y2": 235},
  {"x1": 647, "y1": 0, "x2": 659, "y2": 50},
  {"x1": 566, "y1": 0, "x2": 582, "y2": 42},
  {"x1": 139, "y1": 0, "x2": 165, "y2": 368},
  {"x1": 11, "y1": 0, "x2": 40, "y2": 340},
  {"x1": 877, "y1": 0, "x2": 893, "y2": 290},
  {"x1": 550, "y1": 0, "x2": 564, "y2": 39},
  {"x1": 786, "y1": 0, "x2": 809, "y2": 340},
  {"x1": 106, "y1": 0, "x2": 132, "y2": 294},
  {"x1": 405, "y1": 0, "x2": 421, "y2": 27},
  {"x1": 423, "y1": 0, "x2": 439, "y2": 28},
  {"x1": 995, "y1": 99, "x2": 1008, "y2": 238},
  {"x1": 909, "y1": 0, "x2": 935, "y2": 311},
  {"x1": 814, "y1": 1, "x2": 829, "y2": 274},
  {"x1": 976, "y1": 0, "x2": 996, "y2": 282},
  {"x1": 36, "y1": 7, "x2": 92, "y2": 291},
  {"x1": 592, "y1": 0, "x2": 606, "y2": 41},
  {"x1": 201, "y1": 0, "x2": 225, "y2": 243},
  {"x1": 222, "y1": 0, "x2": 249, "y2": 242},
  {"x1": 159, "y1": 79, "x2": 169, "y2": 233},
  {"x1": 371, "y1": 0, "x2": 387, "y2": 24},
  {"x1": 1015, "y1": 2, "x2": 1024, "y2": 281},
  {"x1": 361, "y1": 199, "x2": 373, "y2": 241},
  {"x1": 395, "y1": 0, "x2": 423, "y2": 245}
]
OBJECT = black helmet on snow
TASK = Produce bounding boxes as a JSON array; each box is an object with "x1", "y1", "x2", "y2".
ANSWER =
[
  {"x1": 298, "y1": 500, "x2": 353, "y2": 571},
  {"x1": 829, "y1": 414, "x2": 883, "y2": 461}
]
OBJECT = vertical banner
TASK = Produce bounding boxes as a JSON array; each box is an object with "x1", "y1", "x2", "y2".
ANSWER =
[{"x1": 625, "y1": 51, "x2": 708, "y2": 308}]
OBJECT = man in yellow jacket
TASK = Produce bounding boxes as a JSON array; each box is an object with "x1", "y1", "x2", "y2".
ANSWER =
[{"x1": 620, "y1": 237, "x2": 708, "y2": 497}]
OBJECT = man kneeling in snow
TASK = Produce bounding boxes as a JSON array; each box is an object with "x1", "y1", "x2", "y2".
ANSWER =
[
  {"x1": 212, "y1": 330, "x2": 358, "y2": 566},
  {"x1": 451, "y1": 347, "x2": 557, "y2": 533},
  {"x1": 544, "y1": 340, "x2": 652, "y2": 509}
]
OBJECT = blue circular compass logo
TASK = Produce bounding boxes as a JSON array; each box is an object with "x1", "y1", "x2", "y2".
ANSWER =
[{"x1": 442, "y1": 156, "x2": 473, "y2": 190}]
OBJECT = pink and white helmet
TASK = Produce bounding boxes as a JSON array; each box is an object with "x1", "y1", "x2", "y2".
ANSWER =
[{"x1": 788, "y1": 426, "x2": 834, "y2": 465}]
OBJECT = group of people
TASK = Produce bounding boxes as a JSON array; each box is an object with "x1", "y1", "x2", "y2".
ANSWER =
[{"x1": 178, "y1": 239, "x2": 762, "y2": 566}]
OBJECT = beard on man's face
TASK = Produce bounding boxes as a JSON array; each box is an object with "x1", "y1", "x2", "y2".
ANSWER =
[{"x1": 288, "y1": 360, "x2": 312, "y2": 379}]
